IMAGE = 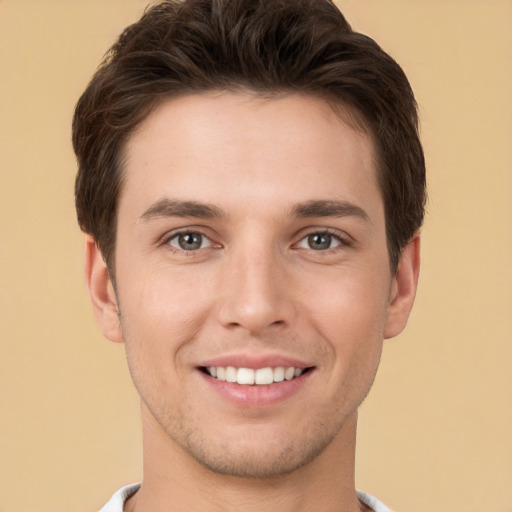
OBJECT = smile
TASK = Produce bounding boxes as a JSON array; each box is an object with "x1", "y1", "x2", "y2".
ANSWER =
[{"x1": 202, "y1": 366, "x2": 309, "y2": 385}]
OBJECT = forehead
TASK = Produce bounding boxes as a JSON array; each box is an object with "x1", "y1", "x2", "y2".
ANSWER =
[{"x1": 120, "y1": 92, "x2": 381, "y2": 219}]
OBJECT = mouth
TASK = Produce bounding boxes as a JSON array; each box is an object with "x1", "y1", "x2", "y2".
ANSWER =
[{"x1": 199, "y1": 365, "x2": 314, "y2": 385}]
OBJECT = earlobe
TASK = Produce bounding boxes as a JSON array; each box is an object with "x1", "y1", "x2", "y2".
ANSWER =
[
  {"x1": 384, "y1": 232, "x2": 421, "y2": 339},
  {"x1": 83, "y1": 235, "x2": 123, "y2": 343}
]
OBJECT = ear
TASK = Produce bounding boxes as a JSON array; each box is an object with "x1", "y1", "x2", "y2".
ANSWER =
[
  {"x1": 83, "y1": 235, "x2": 123, "y2": 343},
  {"x1": 384, "y1": 232, "x2": 421, "y2": 339}
]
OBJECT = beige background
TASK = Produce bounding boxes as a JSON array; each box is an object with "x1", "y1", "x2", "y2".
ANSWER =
[{"x1": 1, "y1": 1, "x2": 511, "y2": 511}]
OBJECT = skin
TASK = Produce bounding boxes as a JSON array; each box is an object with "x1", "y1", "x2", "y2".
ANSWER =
[{"x1": 85, "y1": 92, "x2": 420, "y2": 512}]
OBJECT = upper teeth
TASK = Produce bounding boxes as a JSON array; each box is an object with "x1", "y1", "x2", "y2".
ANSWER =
[{"x1": 207, "y1": 366, "x2": 303, "y2": 385}]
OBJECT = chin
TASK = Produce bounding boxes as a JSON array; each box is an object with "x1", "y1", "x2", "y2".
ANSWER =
[
  {"x1": 171, "y1": 420, "x2": 343, "y2": 479},
  {"x1": 186, "y1": 442, "x2": 325, "y2": 479}
]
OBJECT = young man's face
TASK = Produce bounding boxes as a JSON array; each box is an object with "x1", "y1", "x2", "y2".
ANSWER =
[{"x1": 87, "y1": 92, "x2": 418, "y2": 478}]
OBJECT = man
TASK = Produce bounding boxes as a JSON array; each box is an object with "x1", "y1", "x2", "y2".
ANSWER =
[{"x1": 73, "y1": 0, "x2": 425, "y2": 510}]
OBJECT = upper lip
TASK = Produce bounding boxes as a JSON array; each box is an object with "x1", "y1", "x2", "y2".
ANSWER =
[{"x1": 199, "y1": 352, "x2": 314, "y2": 370}]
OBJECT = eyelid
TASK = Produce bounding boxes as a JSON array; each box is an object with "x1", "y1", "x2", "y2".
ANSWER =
[
  {"x1": 156, "y1": 225, "x2": 352, "y2": 253},
  {"x1": 159, "y1": 227, "x2": 221, "y2": 252},
  {"x1": 169, "y1": 232, "x2": 212, "y2": 250},
  {"x1": 297, "y1": 227, "x2": 351, "y2": 242}
]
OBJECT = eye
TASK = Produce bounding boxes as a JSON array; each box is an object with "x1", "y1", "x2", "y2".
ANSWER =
[
  {"x1": 297, "y1": 232, "x2": 342, "y2": 251},
  {"x1": 168, "y1": 231, "x2": 212, "y2": 251}
]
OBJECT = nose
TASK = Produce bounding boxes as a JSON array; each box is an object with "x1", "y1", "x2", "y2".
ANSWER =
[{"x1": 217, "y1": 245, "x2": 295, "y2": 334}]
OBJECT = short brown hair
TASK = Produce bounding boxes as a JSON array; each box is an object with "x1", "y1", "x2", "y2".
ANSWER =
[{"x1": 73, "y1": 0, "x2": 426, "y2": 272}]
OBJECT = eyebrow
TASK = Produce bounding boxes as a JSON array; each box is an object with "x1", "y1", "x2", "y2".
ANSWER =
[
  {"x1": 140, "y1": 199, "x2": 224, "y2": 221},
  {"x1": 139, "y1": 198, "x2": 370, "y2": 223},
  {"x1": 292, "y1": 200, "x2": 371, "y2": 223}
]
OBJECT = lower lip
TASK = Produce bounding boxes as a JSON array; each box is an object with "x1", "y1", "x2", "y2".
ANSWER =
[{"x1": 197, "y1": 369, "x2": 312, "y2": 408}]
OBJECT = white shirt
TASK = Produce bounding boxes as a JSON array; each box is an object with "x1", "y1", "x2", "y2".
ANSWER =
[{"x1": 99, "y1": 483, "x2": 392, "y2": 512}]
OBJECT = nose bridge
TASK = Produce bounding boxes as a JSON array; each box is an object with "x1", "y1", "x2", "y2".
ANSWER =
[{"x1": 217, "y1": 235, "x2": 292, "y2": 333}]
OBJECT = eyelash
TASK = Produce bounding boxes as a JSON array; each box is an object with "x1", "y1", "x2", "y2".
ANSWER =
[
  {"x1": 160, "y1": 228, "x2": 351, "y2": 255},
  {"x1": 163, "y1": 230, "x2": 217, "y2": 254},
  {"x1": 294, "y1": 229, "x2": 351, "y2": 252}
]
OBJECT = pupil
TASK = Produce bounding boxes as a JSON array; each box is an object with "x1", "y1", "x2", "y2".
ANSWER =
[
  {"x1": 179, "y1": 232, "x2": 202, "y2": 250},
  {"x1": 309, "y1": 233, "x2": 331, "y2": 250}
]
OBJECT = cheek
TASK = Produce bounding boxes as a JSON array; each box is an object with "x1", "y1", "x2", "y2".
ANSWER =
[
  {"x1": 121, "y1": 262, "x2": 213, "y2": 323},
  {"x1": 117, "y1": 271, "x2": 216, "y2": 416},
  {"x1": 305, "y1": 269, "x2": 390, "y2": 367},
  {"x1": 117, "y1": 267, "x2": 215, "y2": 371}
]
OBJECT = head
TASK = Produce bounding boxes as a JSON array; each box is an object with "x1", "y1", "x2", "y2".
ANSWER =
[
  {"x1": 73, "y1": 0, "x2": 426, "y2": 278},
  {"x1": 74, "y1": 0, "x2": 425, "y2": 482}
]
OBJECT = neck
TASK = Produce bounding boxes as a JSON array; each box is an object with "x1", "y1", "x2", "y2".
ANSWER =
[{"x1": 125, "y1": 405, "x2": 365, "y2": 512}]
